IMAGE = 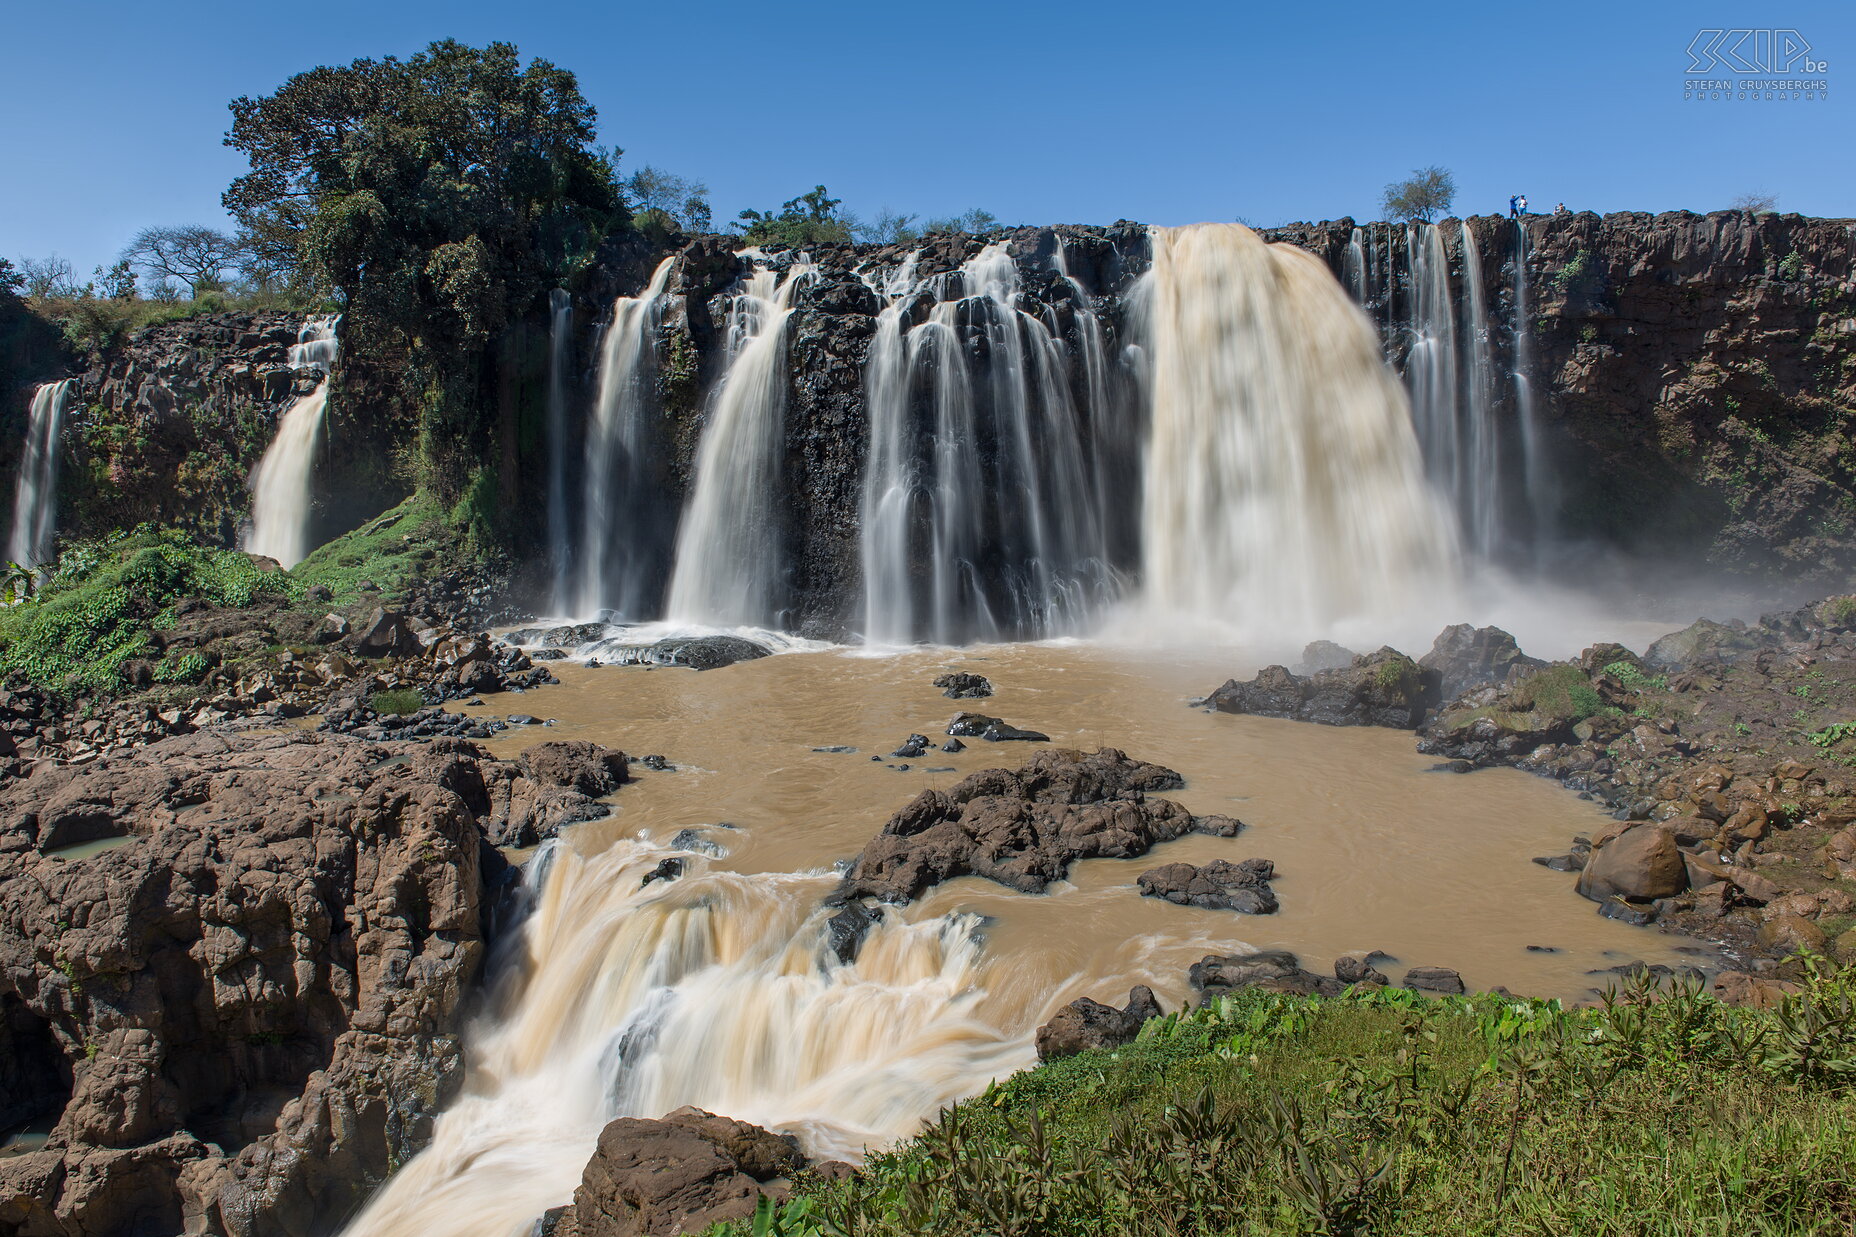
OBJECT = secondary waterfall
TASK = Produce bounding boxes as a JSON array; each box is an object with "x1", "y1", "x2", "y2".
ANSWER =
[
  {"x1": 1138, "y1": 223, "x2": 1458, "y2": 635},
  {"x1": 244, "y1": 314, "x2": 340, "y2": 567},
  {"x1": 665, "y1": 259, "x2": 812, "y2": 628},
  {"x1": 6, "y1": 379, "x2": 75, "y2": 571},
  {"x1": 857, "y1": 243, "x2": 1123, "y2": 645},
  {"x1": 339, "y1": 838, "x2": 1030, "y2": 1237},
  {"x1": 575, "y1": 258, "x2": 678, "y2": 618},
  {"x1": 545, "y1": 289, "x2": 573, "y2": 610}
]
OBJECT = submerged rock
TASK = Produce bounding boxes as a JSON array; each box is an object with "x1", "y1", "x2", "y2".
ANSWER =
[
  {"x1": 606, "y1": 636, "x2": 773, "y2": 671},
  {"x1": 946, "y1": 712, "x2": 1050, "y2": 741},
  {"x1": 933, "y1": 672, "x2": 994, "y2": 699}
]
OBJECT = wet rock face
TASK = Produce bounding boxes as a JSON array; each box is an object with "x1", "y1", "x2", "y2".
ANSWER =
[
  {"x1": 835, "y1": 747, "x2": 1218, "y2": 902},
  {"x1": 933, "y1": 673, "x2": 993, "y2": 699},
  {"x1": 1419, "y1": 624, "x2": 1543, "y2": 704},
  {"x1": 1202, "y1": 648, "x2": 1437, "y2": 729},
  {"x1": 0, "y1": 728, "x2": 518, "y2": 1237},
  {"x1": 544, "y1": 1107, "x2": 802, "y2": 1237},
  {"x1": 1137, "y1": 859, "x2": 1278, "y2": 914}
]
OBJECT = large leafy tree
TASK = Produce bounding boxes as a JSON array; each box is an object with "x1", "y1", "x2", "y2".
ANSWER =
[{"x1": 224, "y1": 40, "x2": 623, "y2": 354}]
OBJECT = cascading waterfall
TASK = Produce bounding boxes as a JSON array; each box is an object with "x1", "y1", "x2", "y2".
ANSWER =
[
  {"x1": 6, "y1": 379, "x2": 75, "y2": 571},
  {"x1": 858, "y1": 243, "x2": 1122, "y2": 645},
  {"x1": 1138, "y1": 223, "x2": 1459, "y2": 635},
  {"x1": 338, "y1": 839, "x2": 1031, "y2": 1237},
  {"x1": 665, "y1": 259, "x2": 813, "y2": 628},
  {"x1": 575, "y1": 258, "x2": 679, "y2": 619},
  {"x1": 545, "y1": 289, "x2": 573, "y2": 610},
  {"x1": 244, "y1": 314, "x2": 340, "y2": 567},
  {"x1": 1511, "y1": 221, "x2": 1555, "y2": 547},
  {"x1": 1458, "y1": 231, "x2": 1500, "y2": 556}
]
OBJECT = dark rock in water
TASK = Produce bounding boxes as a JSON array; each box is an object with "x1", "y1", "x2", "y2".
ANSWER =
[
  {"x1": 507, "y1": 713, "x2": 541, "y2": 725},
  {"x1": 984, "y1": 720, "x2": 1049, "y2": 742},
  {"x1": 1137, "y1": 858, "x2": 1278, "y2": 914},
  {"x1": 547, "y1": 1108, "x2": 802, "y2": 1237},
  {"x1": 825, "y1": 901, "x2": 880, "y2": 964},
  {"x1": 947, "y1": 711, "x2": 1050, "y2": 742},
  {"x1": 1334, "y1": 951, "x2": 1391, "y2": 985},
  {"x1": 1202, "y1": 648, "x2": 1437, "y2": 729},
  {"x1": 640, "y1": 755, "x2": 671, "y2": 771},
  {"x1": 1596, "y1": 899, "x2": 1657, "y2": 926},
  {"x1": 1190, "y1": 950, "x2": 1342, "y2": 998},
  {"x1": 642, "y1": 857, "x2": 685, "y2": 886},
  {"x1": 1533, "y1": 853, "x2": 1585, "y2": 872},
  {"x1": 1403, "y1": 966, "x2": 1467, "y2": 995},
  {"x1": 1192, "y1": 813, "x2": 1244, "y2": 836},
  {"x1": 670, "y1": 829, "x2": 725, "y2": 857},
  {"x1": 941, "y1": 738, "x2": 966, "y2": 753},
  {"x1": 609, "y1": 636, "x2": 774, "y2": 671},
  {"x1": 530, "y1": 648, "x2": 568, "y2": 661},
  {"x1": 1526, "y1": 944, "x2": 1559, "y2": 953},
  {"x1": 891, "y1": 763, "x2": 910, "y2": 771},
  {"x1": 1035, "y1": 986, "x2": 1164, "y2": 1061},
  {"x1": 892, "y1": 734, "x2": 930, "y2": 758},
  {"x1": 1296, "y1": 639, "x2": 1358, "y2": 675},
  {"x1": 477, "y1": 739, "x2": 631, "y2": 848},
  {"x1": 812, "y1": 745, "x2": 857, "y2": 754},
  {"x1": 933, "y1": 672, "x2": 994, "y2": 699},
  {"x1": 1576, "y1": 825, "x2": 1687, "y2": 903},
  {"x1": 1419, "y1": 624, "x2": 1544, "y2": 704},
  {"x1": 1429, "y1": 759, "x2": 1476, "y2": 774},
  {"x1": 946, "y1": 712, "x2": 997, "y2": 737},
  {"x1": 836, "y1": 747, "x2": 1198, "y2": 902}
]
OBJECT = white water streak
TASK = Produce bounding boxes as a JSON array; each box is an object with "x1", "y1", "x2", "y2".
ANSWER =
[{"x1": 244, "y1": 315, "x2": 339, "y2": 567}]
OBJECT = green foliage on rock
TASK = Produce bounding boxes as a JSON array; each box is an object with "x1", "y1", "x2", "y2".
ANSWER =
[
  {"x1": 0, "y1": 530, "x2": 296, "y2": 691},
  {"x1": 289, "y1": 492, "x2": 456, "y2": 602},
  {"x1": 722, "y1": 966, "x2": 1856, "y2": 1236},
  {"x1": 370, "y1": 688, "x2": 424, "y2": 715},
  {"x1": 736, "y1": 186, "x2": 854, "y2": 248}
]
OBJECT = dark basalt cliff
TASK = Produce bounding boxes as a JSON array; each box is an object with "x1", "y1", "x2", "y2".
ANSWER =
[{"x1": 4, "y1": 211, "x2": 1851, "y2": 621}]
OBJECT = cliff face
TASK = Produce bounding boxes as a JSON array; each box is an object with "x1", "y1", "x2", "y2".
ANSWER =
[{"x1": 9, "y1": 211, "x2": 1852, "y2": 625}]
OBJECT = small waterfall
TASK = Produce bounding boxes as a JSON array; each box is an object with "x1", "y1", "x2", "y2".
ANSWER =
[
  {"x1": 575, "y1": 258, "x2": 677, "y2": 619},
  {"x1": 1458, "y1": 229, "x2": 1500, "y2": 556},
  {"x1": 1406, "y1": 225, "x2": 1461, "y2": 511},
  {"x1": 858, "y1": 243, "x2": 1121, "y2": 645},
  {"x1": 338, "y1": 841, "x2": 1028, "y2": 1237},
  {"x1": 665, "y1": 259, "x2": 813, "y2": 628},
  {"x1": 1139, "y1": 223, "x2": 1458, "y2": 635},
  {"x1": 244, "y1": 314, "x2": 340, "y2": 568},
  {"x1": 545, "y1": 289, "x2": 573, "y2": 611},
  {"x1": 6, "y1": 379, "x2": 75, "y2": 571},
  {"x1": 1511, "y1": 221, "x2": 1555, "y2": 547}
]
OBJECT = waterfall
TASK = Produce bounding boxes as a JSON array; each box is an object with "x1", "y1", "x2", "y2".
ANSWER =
[
  {"x1": 665, "y1": 259, "x2": 813, "y2": 629},
  {"x1": 6, "y1": 379, "x2": 75, "y2": 571},
  {"x1": 857, "y1": 243, "x2": 1121, "y2": 645},
  {"x1": 1406, "y1": 225, "x2": 1461, "y2": 512},
  {"x1": 545, "y1": 289, "x2": 573, "y2": 611},
  {"x1": 244, "y1": 314, "x2": 340, "y2": 568},
  {"x1": 575, "y1": 258, "x2": 677, "y2": 619},
  {"x1": 1138, "y1": 223, "x2": 1458, "y2": 635},
  {"x1": 1458, "y1": 228, "x2": 1500, "y2": 557},
  {"x1": 338, "y1": 840, "x2": 1028, "y2": 1237},
  {"x1": 1511, "y1": 221, "x2": 1555, "y2": 548}
]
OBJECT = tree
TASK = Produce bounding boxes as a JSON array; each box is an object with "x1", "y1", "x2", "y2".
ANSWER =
[
  {"x1": 855, "y1": 209, "x2": 920, "y2": 245},
  {"x1": 1729, "y1": 191, "x2": 1779, "y2": 214},
  {"x1": 94, "y1": 259, "x2": 137, "y2": 301},
  {"x1": 223, "y1": 39, "x2": 622, "y2": 353},
  {"x1": 624, "y1": 165, "x2": 712, "y2": 232},
  {"x1": 15, "y1": 256, "x2": 79, "y2": 300},
  {"x1": 121, "y1": 225, "x2": 243, "y2": 295},
  {"x1": 1381, "y1": 167, "x2": 1456, "y2": 224},
  {"x1": 923, "y1": 208, "x2": 1000, "y2": 236},
  {"x1": 735, "y1": 185, "x2": 854, "y2": 247},
  {"x1": 0, "y1": 258, "x2": 21, "y2": 300}
]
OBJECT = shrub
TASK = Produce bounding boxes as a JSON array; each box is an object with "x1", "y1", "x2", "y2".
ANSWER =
[{"x1": 370, "y1": 688, "x2": 424, "y2": 715}]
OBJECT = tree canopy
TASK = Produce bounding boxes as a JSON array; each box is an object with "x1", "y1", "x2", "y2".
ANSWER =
[
  {"x1": 120, "y1": 225, "x2": 242, "y2": 295},
  {"x1": 1381, "y1": 167, "x2": 1456, "y2": 224},
  {"x1": 223, "y1": 39, "x2": 623, "y2": 353},
  {"x1": 735, "y1": 186, "x2": 855, "y2": 248}
]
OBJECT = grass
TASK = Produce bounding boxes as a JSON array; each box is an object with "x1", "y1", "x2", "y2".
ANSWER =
[
  {"x1": 289, "y1": 492, "x2": 449, "y2": 604},
  {"x1": 0, "y1": 528, "x2": 297, "y2": 691},
  {"x1": 370, "y1": 688, "x2": 424, "y2": 715},
  {"x1": 1472, "y1": 664, "x2": 1608, "y2": 729},
  {"x1": 719, "y1": 965, "x2": 1856, "y2": 1237}
]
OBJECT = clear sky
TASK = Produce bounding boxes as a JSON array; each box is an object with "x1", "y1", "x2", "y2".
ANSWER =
[{"x1": 3, "y1": 0, "x2": 1850, "y2": 278}]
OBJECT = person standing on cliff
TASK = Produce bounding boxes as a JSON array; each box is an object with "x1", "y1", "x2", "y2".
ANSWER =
[
  {"x1": 1509, "y1": 194, "x2": 1519, "y2": 217},
  {"x1": 1518, "y1": 194, "x2": 1529, "y2": 214}
]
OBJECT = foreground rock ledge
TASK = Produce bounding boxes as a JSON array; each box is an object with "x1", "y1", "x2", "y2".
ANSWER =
[{"x1": 0, "y1": 727, "x2": 622, "y2": 1237}]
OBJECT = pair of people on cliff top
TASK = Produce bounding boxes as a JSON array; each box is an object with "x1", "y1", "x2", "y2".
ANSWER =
[{"x1": 1510, "y1": 194, "x2": 1530, "y2": 217}]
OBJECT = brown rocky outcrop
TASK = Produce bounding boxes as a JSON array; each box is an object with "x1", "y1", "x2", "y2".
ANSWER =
[
  {"x1": 1419, "y1": 624, "x2": 1543, "y2": 703},
  {"x1": 1034, "y1": 986, "x2": 1164, "y2": 1061},
  {"x1": 0, "y1": 727, "x2": 548, "y2": 1236},
  {"x1": 1136, "y1": 858, "x2": 1278, "y2": 914},
  {"x1": 833, "y1": 747, "x2": 1239, "y2": 903},
  {"x1": 542, "y1": 1108, "x2": 802, "y2": 1237},
  {"x1": 1201, "y1": 648, "x2": 1436, "y2": 729}
]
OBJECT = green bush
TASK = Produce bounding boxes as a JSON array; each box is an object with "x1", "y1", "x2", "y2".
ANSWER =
[
  {"x1": 719, "y1": 965, "x2": 1856, "y2": 1237},
  {"x1": 1601, "y1": 659, "x2": 1667, "y2": 692},
  {"x1": 0, "y1": 529, "x2": 296, "y2": 691},
  {"x1": 370, "y1": 689, "x2": 424, "y2": 715}
]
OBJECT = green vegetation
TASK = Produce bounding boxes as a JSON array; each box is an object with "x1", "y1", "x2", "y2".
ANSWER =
[
  {"x1": 736, "y1": 186, "x2": 856, "y2": 247},
  {"x1": 369, "y1": 688, "x2": 424, "y2": 715},
  {"x1": 289, "y1": 492, "x2": 454, "y2": 603},
  {"x1": 1810, "y1": 721, "x2": 1856, "y2": 766},
  {"x1": 1602, "y1": 659, "x2": 1667, "y2": 692},
  {"x1": 721, "y1": 967, "x2": 1856, "y2": 1236},
  {"x1": 0, "y1": 529, "x2": 296, "y2": 691},
  {"x1": 1379, "y1": 167, "x2": 1455, "y2": 224},
  {"x1": 1549, "y1": 248, "x2": 1598, "y2": 298},
  {"x1": 1484, "y1": 663, "x2": 1607, "y2": 725}
]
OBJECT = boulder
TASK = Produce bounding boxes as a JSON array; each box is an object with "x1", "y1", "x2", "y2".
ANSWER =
[
  {"x1": 1576, "y1": 825, "x2": 1689, "y2": 904},
  {"x1": 835, "y1": 748, "x2": 1199, "y2": 902},
  {"x1": 1758, "y1": 913, "x2": 1828, "y2": 955},
  {"x1": 1642, "y1": 618, "x2": 1773, "y2": 672},
  {"x1": 1135, "y1": 858, "x2": 1278, "y2": 914},
  {"x1": 1334, "y1": 951, "x2": 1390, "y2": 985},
  {"x1": 351, "y1": 607, "x2": 422, "y2": 659},
  {"x1": 520, "y1": 741, "x2": 631, "y2": 799},
  {"x1": 311, "y1": 612, "x2": 350, "y2": 645},
  {"x1": 946, "y1": 712, "x2": 1049, "y2": 742},
  {"x1": 1419, "y1": 624, "x2": 1543, "y2": 703},
  {"x1": 1202, "y1": 648, "x2": 1436, "y2": 729},
  {"x1": 1035, "y1": 986, "x2": 1164, "y2": 1061},
  {"x1": 1190, "y1": 950, "x2": 1341, "y2": 999},
  {"x1": 1295, "y1": 640, "x2": 1358, "y2": 675},
  {"x1": 606, "y1": 636, "x2": 772, "y2": 671},
  {"x1": 932, "y1": 672, "x2": 993, "y2": 699},
  {"x1": 1403, "y1": 966, "x2": 1467, "y2": 995}
]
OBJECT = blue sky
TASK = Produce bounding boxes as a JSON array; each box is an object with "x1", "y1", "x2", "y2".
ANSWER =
[{"x1": 3, "y1": 0, "x2": 1850, "y2": 278}]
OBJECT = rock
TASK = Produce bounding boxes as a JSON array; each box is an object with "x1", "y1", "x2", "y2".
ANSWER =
[
  {"x1": 1334, "y1": 951, "x2": 1390, "y2": 985},
  {"x1": 640, "y1": 755, "x2": 671, "y2": 771},
  {"x1": 1419, "y1": 624, "x2": 1543, "y2": 703},
  {"x1": 1035, "y1": 987, "x2": 1163, "y2": 1061},
  {"x1": 932, "y1": 672, "x2": 993, "y2": 699},
  {"x1": 312, "y1": 612, "x2": 350, "y2": 644},
  {"x1": 835, "y1": 748, "x2": 1198, "y2": 902},
  {"x1": 1202, "y1": 648, "x2": 1436, "y2": 729},
  {"x1": 1533, "y1": 853, "x2": 1585, "y2": 872},
  {"x1": 1403, "y1": 966, "x2": 1467, "y2": 995},
  {"x1": 946, "y1": 712, "x2": 1048, "y2": 741},
  {"x1": 1190, "y1": 950, "x2": 1341, "y2": 998},
  {"x1": 1576, "y1": 825, "x2": 1688, "y2": 903},
  {"x1": 1643, "y1": 618, "x2": 1773, "y2": 673},
  {"x1": 825, "y1": 902, "x2": 880, "y2": 965},
  {"x1": 891, "y1": 734, "x2": 930, "y2": 759},
  {"x1": 351, "y1": 607, "x2": 422, "y2": 659},
  {"x1": 941, "y1": 738, "x2": 965, "y2": 753},
  {"x1": 521, "y1": 741, "x2": 631, "y2": 799},
  {"x1": 1712, "y1": 970, "x2": 1802, "y2": 1008},
  {"x1": 1135, "y1": 859, "x2": 1278, "y2": 914},
  {"x1": 641, "y1": 858, "x2": 684, "y2": 887},
  {"x1": 605, "y1": 636, "x2": 773, "y2": 671},
  {"x1": 1758, "y1": 912, "x2": 1828, "y2": 955},
  {"x1": 547, "y1": 1109, "x2": 799, "y2": 1237},
  {"x1": 306, "y1": 584, "x2": 333, "y2": 602},
  {"x1": 464, "y1": 741, "x2": 631, "y2": 848},
  {"x1": 0, "y1": 729, "x2": 508, "y2": 1236},
  {"x1": 1295, "y1": 640, "x2": 1358, "y2": 675}
]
